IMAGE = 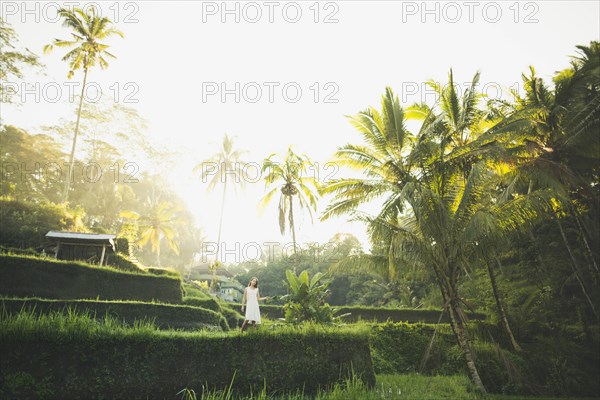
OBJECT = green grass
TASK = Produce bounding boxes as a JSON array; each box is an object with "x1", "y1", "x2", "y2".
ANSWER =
[
  {"x1": 249, "y1": 303, "x2": 488, "y2": 324},
  {"x1": 175, "y1": 374, "x2": 599, "y2": 399},
  {"x1": 1, "y1": 311, "x2": 597, "y2": 400},
  {"x1": 0, "y1": 252, "x2": 154, "y2": 277},
  {"x1": 0, "y1": 308, "x2": 371, "y2": 342},
  {"x1": 1, "y1": 310, "x2": 375, "y2": 398},
  {"x1": 183, "y1": 283, "x2": 213, "y2": 298},
  {"x1": 1, "y1": 296, "x2": 228, "y2": 331},
  {"x1": 0, "y1": 253, "x2": 184, "y2": 303}
]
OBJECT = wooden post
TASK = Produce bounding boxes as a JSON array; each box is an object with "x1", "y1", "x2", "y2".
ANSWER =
[
  {"x1": 100, "y1": 244, "x2": 106, "y2": 266},
  {"x1": 54, "y1": 241, "x2": 60, "y2": 259}
]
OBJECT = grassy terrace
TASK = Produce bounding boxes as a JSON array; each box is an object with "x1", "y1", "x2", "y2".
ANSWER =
[
  {"x1": 2, "y1": 310, "x2": 596, "y2": 400},
  {"x1": 0, "y1": 311, "x2": 374, "y2": 399}
]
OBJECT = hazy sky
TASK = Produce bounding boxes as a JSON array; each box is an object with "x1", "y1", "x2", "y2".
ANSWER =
[{"x1": 2, "y1": 1, "x2": 599, "y2": 262}]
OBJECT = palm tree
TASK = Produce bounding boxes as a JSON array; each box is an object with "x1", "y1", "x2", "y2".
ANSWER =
[
  {"x1": 406, "y1": 71, "x2": 528, "y2": 352},
  {"x1": 319, "y1": 87, "x2": 424, "y2": 307},
  {"x1": 322, "y1": 85, "x2": 554, "y2": 392},
  {"x1": 321, "y1": 87, "x2": 415, "y2": 223},
  {"x1": 479, "y1": 44, "x2": 600, "y2": 318},
  {"x1": 259, "y1": 147, "x2": 319, "y2": 272},
  {"x1": 193, "y1": 134, "x2": 247, "y2": 290},
  {"x1": 404, "y1": 70, "x2": 494, "y2": 189},
  {"x1": 44, "y1": 7, "x2": 123, "y2": 202},
  {"x1": 120, "y1": 196, "x2": 180, "y2": 268},
  {"x1": 368, "y1": 162, "x2": 550, "y2": 393}
]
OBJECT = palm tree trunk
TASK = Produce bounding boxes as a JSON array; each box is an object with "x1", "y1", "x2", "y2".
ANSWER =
[
  {"x1": 434, "y1": 262, "x2": 486, "y2": 394},
  {"x1": 526, "y1": 180, "x2": 548, "y2": 276},
  {"x1": 447, "y1": 290, "x2": 487, "y2": 393},
  {"x1": 212, "y1": 178, "x2": 227, "y2": 291},
  {"x1": 555, "y1": 214, "x2": 598, "y2": 319},
  {"x1": 289, "y1": 194, "x2": 297, "y2": 274},
  {"x1": 570, "y1": 207, "x2": 600, "y2": 283},
  {"x1": 487, "y1": 256, "x2": 522, "y2": 352},
  {"x1": 62, "y1": 67, "x2": 88, "y2": 202}
]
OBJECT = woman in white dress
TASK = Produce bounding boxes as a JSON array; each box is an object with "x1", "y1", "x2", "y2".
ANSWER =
[{"x1": 240, "y1": 277, "x2": 269, "y2": 332}]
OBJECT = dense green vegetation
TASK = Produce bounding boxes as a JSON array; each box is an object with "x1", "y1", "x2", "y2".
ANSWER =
[
  {"x1": 252, "y1": 303, "x2": 486, "y2": 324},
  {"x1": 0, "y1": 9, "x2": 598, "y2": 398},
  {"x1": 0, "y1": 311, "x2": 375, "y2": 399},
  {"x1": 0, "y1": 122, "x2": 203, "y2": 271}
]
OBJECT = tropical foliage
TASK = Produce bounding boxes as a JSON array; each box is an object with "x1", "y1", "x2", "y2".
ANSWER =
[
  {"x1": 259, "y1": 147, "x2": 320, "y2": 269},
  {"x1": 0, "y1": 17, "x2": 43, "y2": 103},
  {"x1": 1, "y1": 20, "x2": 598, "y2": 396},
  {"x1": 43, "y1": 7, "x2": 123, "y2": 201},
  {"x1": 120, "y1": 196, "x2": 182, "y2": 268},
  {"x1": 318, "y1": 43, "x2": 600, "y2": 392},
  {"x1": 281, "y1": 269, "x2": 338, "y2": 324}
]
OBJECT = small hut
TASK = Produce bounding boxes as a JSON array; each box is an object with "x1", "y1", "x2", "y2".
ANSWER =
[{"x1": 45, "y1": 231, "x2": 116, "y2": 266}]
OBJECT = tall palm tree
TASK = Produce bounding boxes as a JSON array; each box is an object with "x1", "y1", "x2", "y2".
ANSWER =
[
  {"x1": 404, "y1": 70, "x2": 495, "y2": 189},
  {"x1": 406, "y1": 71, "x2": 528, "y2": 352},
  {"x1": 193, "y1": 134, "x2": 247, "y2": 290},
  {"x1": 367, "y1": 162, "x2": 550, "y2": 393},
  {"x1": 479, "y1": 44, "x2": 600, "y2": 318},
  {"x1": 120, "y1": 196, "x2": 180, "y2": 268},
  {"x1": 44, "y1": 7, "x2": 123, "y2": 202},
  {"x1": 259, "y1": 147, "x2": 319, "y2": 272},
  {"x1": 322, "y1": 86, "x2": 553, "y2": 392},
  {"x1": 321, "y1": 87, "x2": 415, "y2": 223}
]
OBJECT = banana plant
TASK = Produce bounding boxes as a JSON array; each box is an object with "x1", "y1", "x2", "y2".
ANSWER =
[{"x1": 280, "y1": 269, "x2": 345, "y2": 324}]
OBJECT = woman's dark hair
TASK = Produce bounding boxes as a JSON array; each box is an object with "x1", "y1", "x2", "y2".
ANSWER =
[{"x1": 248, "y1": 277, "x2": 259, "y2": 288}]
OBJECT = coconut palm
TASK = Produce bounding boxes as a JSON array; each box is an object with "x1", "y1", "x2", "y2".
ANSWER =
[
  {"x1": 476, "y1": 43, "x2": 600, "y2": 318},
  {"x1": 403, "y1": 70, "x2": 499, "y2": 190},
  {"x1": 259, "y1": 147, "x2": 319, "y2": 272},
  {"x1": 322, "y1": 84, "x2": 555, "y2": 392},
  {"x1": 325, "y1": 79, "x2": 524, "y2": 346},
  {"x1": 321, "y1": 87, "x2": 415, "y2": 223},
  {"x1": 120, "y1": 196, "x2": 180, "y2": 268},
  {"x1": 44, "y1": 7, "x2": 123, "y2": 202},
  {"x1": 405, "y1": 71, "x2": 531, "y2": 352},
  {"x1": 193, "y1": 134, "x2": 247, "y2": 290},
  {"x1": 368, "y1": 162, "x2": 551, "y2": 393}
]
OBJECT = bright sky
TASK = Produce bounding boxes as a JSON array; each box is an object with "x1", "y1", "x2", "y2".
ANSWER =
[{"x1": 2, "y1": 1, "x2": 599, "y2": 262}]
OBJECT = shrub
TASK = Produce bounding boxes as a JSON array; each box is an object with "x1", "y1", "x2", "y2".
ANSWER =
[
  {"x1": 436, "y1": 342, "x2": 527, "y2": 395},
  {"x1": 219, "y1": 302, "x2": 244, "y2": 330},
  {"x1": 113, "y1": 237, "x2": 130, "y2": 255},
  {"x1": 368, "y1": 320, "x2": 599, "y2": 397},
  {"x1": 0, "y1": 198, "x2": 85, "y2": 249},
  {"x1": 0, "y1": 312, "x2": 376, "y2": 398},
  {"x1": 0, "y1": 246, "x2": 39, "y2": 256},
  {"x1": 253, "y1": 304, "x2": 486, "y2": 324},
  {"x1": 519, "y1": 327, "x2": 600, "y2": 397},
  {"x1": 182, "y1": 283, "x2": 211, "y2": 298},
  {"x1": 369, "y1": 321, "x2": 456, "y2": 374},
  {"x1": 0, "y1": 254, "x2": 183, "y2": 303}
]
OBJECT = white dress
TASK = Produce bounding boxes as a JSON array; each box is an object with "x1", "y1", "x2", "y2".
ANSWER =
[{"x1": 245, "y1": 287, "x2": 261, "y2": 323}]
